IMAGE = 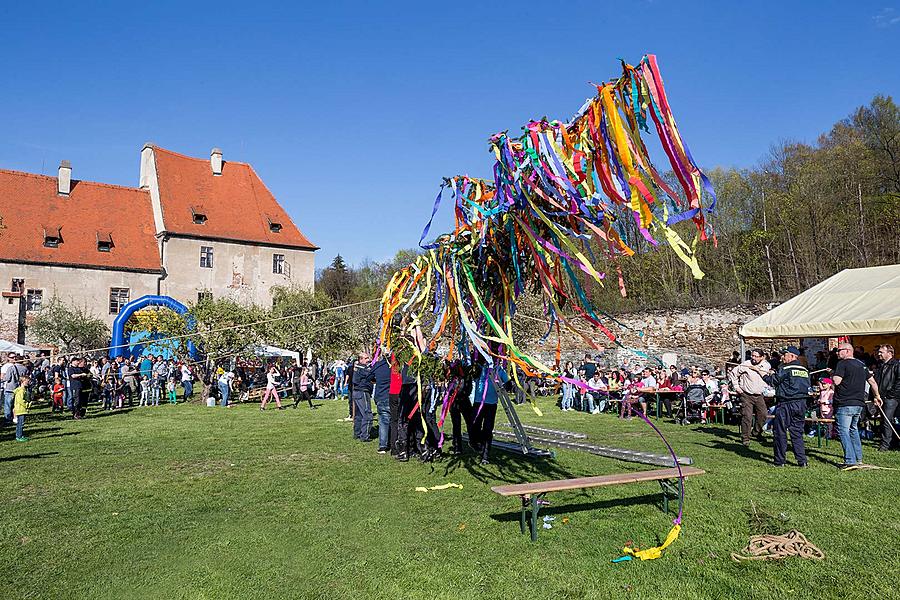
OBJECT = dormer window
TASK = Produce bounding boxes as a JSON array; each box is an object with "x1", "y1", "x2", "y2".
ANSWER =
[
  {"x1": 43, "y1": 226, "x2": 63, "y2": 248},
  {"x1": 97, "y1": 231, "x2": 114, "y2": 252},
  {"x1": 191, "y1": 207, "x2": 207, "y2": 225},
  {"x1": 267, "y1": 216, "x2": 282, "y2": 233}
]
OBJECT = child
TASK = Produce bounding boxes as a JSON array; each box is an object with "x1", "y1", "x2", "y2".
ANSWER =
[
  {"x1": 166, "y1": 377, "x2": 177, "y2": 404},
  {"x1": 13, "y1": 375, "x2": 31, "y2": 442},
  {"x1": 139, "y1": 375, "x2": 151, "y2": 407},
  {"x1": 815, "y1": 378, "x2": 835, "y2": 438},
  {"x1": 151, "y1": 376, "x2": 161, "y2": 406},
  {"x1": 52, "y1": 375, "x2": 65, "y2": 413}
]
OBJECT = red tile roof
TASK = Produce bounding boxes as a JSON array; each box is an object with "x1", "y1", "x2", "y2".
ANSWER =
[
  {"x1": 0, "y1": 169, "x2": 161, "y2": 272},
  {"x1": 152, "y1": 147, "x2": 317, "y2": 250}
]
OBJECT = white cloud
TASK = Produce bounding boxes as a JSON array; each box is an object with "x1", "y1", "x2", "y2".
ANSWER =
[{"x1": 874, "y1": 7, "x2": 900, "y2": 27}]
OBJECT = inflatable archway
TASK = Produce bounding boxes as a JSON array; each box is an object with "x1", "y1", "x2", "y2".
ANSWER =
[{"x1": 109, "y1": 295, "x2": 199, "y2": 360}]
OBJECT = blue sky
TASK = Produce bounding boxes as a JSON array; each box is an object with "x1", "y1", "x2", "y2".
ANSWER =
[{"x1": 2, "y1": 1, "x2": 898, "y2": 268}]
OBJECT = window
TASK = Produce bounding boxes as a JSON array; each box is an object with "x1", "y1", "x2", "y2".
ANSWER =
[
  {"x1": 97, "y1": 232, "x2": 113, "y2": 252},
  {"x1": 267, "y1": 216, "x2": 282, "y2": 233},
  {"x1": 200, "y1": 246, "x2": 214, "y2": 268},
  {"x1": 191, "y1": 206, "x2": 207, "y2": 225},
  {"x1": 43, "y1": 226, "x2": 62, "y2": 247},
  {"x1": 10, "y1": 279, "x2": 24, "y2": 293},
  {"x1": 25, "y1": 289, "x2": 42, "y2": 311},
  {"x1": 109, "y1": 287, "x2": 130, "y2": 314},
  {"x1": 273, "y1": 253, "x2": 285, "y2": 274},
  {"x1": 198, "y1": 291, "x2": 212, "y2": 303}
]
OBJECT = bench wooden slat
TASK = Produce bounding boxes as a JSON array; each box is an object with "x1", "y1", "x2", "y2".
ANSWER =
[{"x1": 491, "y1": 466, "x2": 705, "y2": 497}]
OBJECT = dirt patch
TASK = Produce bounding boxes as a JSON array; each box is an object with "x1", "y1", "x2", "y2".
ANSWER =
[{"x1": 266, "y1": 452, "x2": 351, "y2": 464}]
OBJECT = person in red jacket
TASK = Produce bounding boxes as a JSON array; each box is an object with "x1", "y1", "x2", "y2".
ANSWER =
[
  {"x1": 388, "y1": 355, "x2": 402, "y2": 455},
  {"x1": 51, "y1": 375, "x2": 65, "y2": 412}
]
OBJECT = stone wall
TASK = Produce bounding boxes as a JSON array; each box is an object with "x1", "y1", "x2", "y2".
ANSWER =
[{"x1": 530, "y1": 304, "x2": 771, "y2": 370}]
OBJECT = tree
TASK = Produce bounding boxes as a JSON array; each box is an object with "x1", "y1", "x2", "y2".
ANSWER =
[
  {"x1": 317, "y1": 254, "x2": 355, "y2": 303},
  {"x1": 28, "y1": 296, "x2": 110, "y2": 352},
  {"x1": 188, "y1": 298, "x2": 267, "y2": 364},
  {"x1": 266, "y1": 285, "x2": 375, "y2": 359}
]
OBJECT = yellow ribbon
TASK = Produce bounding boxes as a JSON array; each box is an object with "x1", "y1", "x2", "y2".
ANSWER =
[{"x1": 622, "y1": 524, "x2": 681, "y2": 561}]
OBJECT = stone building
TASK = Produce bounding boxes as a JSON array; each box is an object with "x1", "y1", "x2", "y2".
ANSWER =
[{"x1": 0, "y1": 145, "x2": 316, "y2": 343}]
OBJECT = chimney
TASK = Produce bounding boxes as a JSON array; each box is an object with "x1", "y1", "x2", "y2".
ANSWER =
[
  {"x1": 139, "y1": 142, "x2": 155, "y2": 189},
  {"x1": 57, "y1": 160, "x2": 72, "y2": 196},
  {"x1": 210, "y1": 148, "x2": 223, "y2": 176}
]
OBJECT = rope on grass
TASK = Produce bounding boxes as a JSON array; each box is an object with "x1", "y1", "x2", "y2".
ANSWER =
[{"x1": 730, "y1": 530, "x2": 824, "y2": 562}]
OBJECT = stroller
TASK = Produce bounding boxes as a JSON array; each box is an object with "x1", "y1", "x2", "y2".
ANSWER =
[{"x1": 676, "y1": 383, "x2": 707, "y2": 425}]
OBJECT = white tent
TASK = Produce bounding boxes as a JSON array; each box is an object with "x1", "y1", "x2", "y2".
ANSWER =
[
  {"x1": 740, "y1": 264, "x2": 900, "y2": 339},
  {"x1": 254, "y1": 345, "x2": 301, "y2": 366},
  {"x1": 0, "y1": 340, "x2": 40, "y2": 355}
]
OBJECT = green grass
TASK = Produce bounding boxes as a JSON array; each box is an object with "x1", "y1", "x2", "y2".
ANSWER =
[{"x1": 1, "y1": 397, "x2": 897, "y2": 600}]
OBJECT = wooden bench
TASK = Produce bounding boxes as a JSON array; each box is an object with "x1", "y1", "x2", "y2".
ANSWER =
[{"x1": 491, "y1": 466, "x2": 706, "y2": 541}]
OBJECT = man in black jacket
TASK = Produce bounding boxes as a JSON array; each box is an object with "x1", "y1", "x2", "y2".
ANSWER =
[
  {"x1": 366, "y1": 355, "x2": 392, "y2": 453},
  {"x1": 764, "y1": 346, "x2": 809, "y2": 467},
  {"x1": 874, "y1": 344, "x2": 899, "y2": 451},
  {"x1": 350, "y1": 353, "x2": 373, "y2": 442}
]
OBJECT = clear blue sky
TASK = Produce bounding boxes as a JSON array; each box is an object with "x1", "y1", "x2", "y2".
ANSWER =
[{"x1": 2, "y1": 1, "x2": 898, "y2": 268}]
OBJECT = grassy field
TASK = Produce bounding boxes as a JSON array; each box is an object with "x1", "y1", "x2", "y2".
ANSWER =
[{"x1": 1, "y1": 396, "x2": 897, "y2": 600}]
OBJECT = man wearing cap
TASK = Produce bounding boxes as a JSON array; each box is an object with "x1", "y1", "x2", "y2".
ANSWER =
[
  {"x1": 729, "y1": 348, "x2": 772, "y2": 446},
  {"x1": 832, "y1": 342, "x2": 881, "y2": 467},
  {"x1": 764, "y1": 346, "x2": 809, "y2": 467}
]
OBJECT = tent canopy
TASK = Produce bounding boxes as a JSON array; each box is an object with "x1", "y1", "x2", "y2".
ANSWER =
[
  {"x1": 254, "y1": 345, "x2": 301, "y2": 365},
  {"x1": 0, "y1": 340, "x2": 41, "y2": 355},
  {"x1": 740, "y1": 264, "x2": 900, "y2": 339}
]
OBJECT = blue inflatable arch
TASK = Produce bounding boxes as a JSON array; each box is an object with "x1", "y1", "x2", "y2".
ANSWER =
[{"x1": 109, "y1": 295, "x2": 199, "y2": 360}]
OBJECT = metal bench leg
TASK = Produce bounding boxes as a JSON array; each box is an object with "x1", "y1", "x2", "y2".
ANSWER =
[
  {"x1": 658, "y1": 479, "x2": 678, "y2": 515},
  {"x1": 529, "y1": 493, "x2": 546, "y2": 542},
  {"x1": 520, "y1": 496, "x2": 528, "y2": 535}
]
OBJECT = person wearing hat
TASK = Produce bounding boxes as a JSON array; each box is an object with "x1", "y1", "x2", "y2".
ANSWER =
[
  {"x1": 763, "y1": 346, "x2": 810, "y2": 467},
  {"x1": 831, "y1": 342, "x2": 881, "y2": 467}
]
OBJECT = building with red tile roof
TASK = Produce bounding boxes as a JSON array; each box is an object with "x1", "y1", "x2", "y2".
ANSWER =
[
  {"x1": 139, "y1": 145, "x2": 317, "y2": 309},
  {"x1": 1, "y1": 145, "x2": 317, "y2": 343},
  {"x1": 0, "y1": 168, "x2": 161, "y2": 272},
  {"x1": 147, "y1": 146, "x2": 316, "y2": 250}
]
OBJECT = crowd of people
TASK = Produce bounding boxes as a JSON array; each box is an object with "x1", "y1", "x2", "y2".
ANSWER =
[
  {"x1": 1, "y1": 352, "x2": 201, "y2": 441},
  {"x1": 549, "y1": 343, "x2": 899, "y2": 469},
  {"x1": 555, "y1": 353, "x2": 730, "y2": 422},
  {"x1": 3, "y1": 340, "x2": 897, "y2": 472},
  {"x1": 0, "y1": 351, "x2": 331, "y2": 441},
  {"x1": 334, "y1": 351, "x2": 509, "y2": 465}
]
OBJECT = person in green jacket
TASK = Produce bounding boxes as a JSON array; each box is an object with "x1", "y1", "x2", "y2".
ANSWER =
[{"x1": 13, "y1": 375, "x2": 30, "y2": 442}]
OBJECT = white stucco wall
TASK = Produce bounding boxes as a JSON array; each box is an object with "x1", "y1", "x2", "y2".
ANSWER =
[
  {"x1": 0, "y1": 262, "x2": 160, "y2": 342},
  {"x1": 159, "y1": 236, "x2": 314, "y2": 308}
]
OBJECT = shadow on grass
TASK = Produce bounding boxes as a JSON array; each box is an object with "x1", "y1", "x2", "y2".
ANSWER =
[
  {"x1": 699, "y1": 429, "x2": 838, "y2": 466},
  {"x1": 34, "y1": 431, "x2": 80, "y2": 440},
  {"x1": 0, "y1": 451, "x2": 60, "y2": 462},
  {"x1": 440, "y1": 448, "x2": 580, "y2": 485},
  {"x1": 490, "y1": 491, "x2": 663, "y2": 522}
]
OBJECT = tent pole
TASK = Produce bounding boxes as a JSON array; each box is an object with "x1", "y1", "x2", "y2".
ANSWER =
[{"x1": 739, "y1": 334, "x2": 746, "y2": 361}]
